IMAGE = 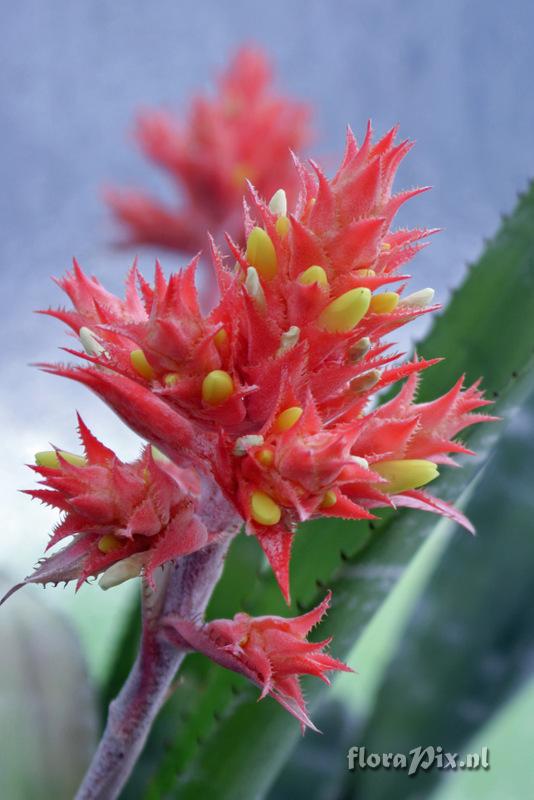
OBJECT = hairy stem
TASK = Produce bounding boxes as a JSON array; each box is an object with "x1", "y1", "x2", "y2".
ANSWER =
[{"x1": 75, "y1": 537, "x2": 231, "y2": 800}]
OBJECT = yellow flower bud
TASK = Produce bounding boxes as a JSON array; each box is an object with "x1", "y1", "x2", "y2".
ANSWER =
[
  {"x1": 35, "y1": 450, "x2": 87, "y2": 468},
  {"x1": 319, "y1": 288, "x2": 371, "y2": 333},
  {"x1": 201, "y1": 370, "x2": 234, "y2": 405},
  {"x1": 298, "y1": 265, "x2": 328, "y2": 287},
  {"x1": 250, "y1": 490, "x2": 281, "y2": 526},
  {"x1": 320, "y1": 490, "x2": 337, "y2": 509},
  {"x1": 246, "y1": 227, "x2": 278, "y2": 280},
  {"x1": 257, "y1": 447, "x2": 275, "y2": 467},
  {"x1": 274, "y1": 406, "x2": 303, "y2": 432},
  {"x1": 275, "y1": 215, "x2": 290, "y2": 237},
  {"x1": 163, "y1": 372, "x2": 180, "y2": 386},
  {"x1": 97, "y1": 534, "x2": 123, "y2": 554},
  {"x1": 130, "y1": 349, "x2": 154, "y2": 381},
  {"x1": 369, "y1": 292, "x2": 399, "y2": 314},
  {"x1": 214, "y1": 328, "x2": 229, "y2": 352},
  {"x1": 373, "y1": 459, "x2": 439, "y2": 494}
]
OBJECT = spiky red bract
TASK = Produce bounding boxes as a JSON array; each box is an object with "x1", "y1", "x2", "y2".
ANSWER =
[
  {"x1": 106, "y1": 47, "x2": 312, "y2": 252},
  {"x1": 20, "y1": 417, "x2": 212, "y2": 592},
  {"x1": 163, "y1": 592, "x2": 350, "y2": 731}
]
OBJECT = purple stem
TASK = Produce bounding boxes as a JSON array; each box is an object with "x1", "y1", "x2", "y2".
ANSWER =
[{"x1": 75, "y1": 537, "x2": 231, "y2": 800}]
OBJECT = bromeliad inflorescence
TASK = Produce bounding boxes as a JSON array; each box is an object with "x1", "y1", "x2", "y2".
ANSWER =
[
  {"x1": 5, "y1": 118, "x2": 493, "y2": 761},
  {"x1": 33, "y1": 122, "x2": 493, "y2": 609},
  {"x1": 106, "y1": 46, "x2": 312, "y2": 253},
  {"x1": 20, "y1": 417, "x2": 210, "y2": 593},
  {"x1": 164, "y1": 592, "x2": 351, "y2": 731}
]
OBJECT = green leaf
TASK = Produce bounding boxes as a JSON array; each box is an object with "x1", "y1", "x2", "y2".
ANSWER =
[
  {"x1": 264, "y1": 700, "x2": 359, "y2": 800},
  {"x1": 434, "y1": 674, "x2": 534, "y2": 800},
  {"x1": 345, "y1": 368, "x2": 534, "y2": 800},
  {"x1": 113, "y1": 182, "x2": 534, "y2": 799},
  {"x1": 0, "y1": 577, "x2": 98, "y2": 799}
]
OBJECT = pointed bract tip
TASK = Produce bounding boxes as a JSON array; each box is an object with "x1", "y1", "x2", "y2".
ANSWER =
[{"x1": 0, "y1": 582, "x2": 25, "y2": 607}]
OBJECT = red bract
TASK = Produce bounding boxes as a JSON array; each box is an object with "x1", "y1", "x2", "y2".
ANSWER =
[
  {"x1": 41, "y1": 124, "x2": 493, "y2": 601},
  {"x1": 11, "y1": 416, "x2": 211, "y2": 595},
  {"x1": 106, "y1": 47, "x2": 312, "y2": 252},
  {"x1": 164, "y1": 592, "x2": 350, "y2": 731}
]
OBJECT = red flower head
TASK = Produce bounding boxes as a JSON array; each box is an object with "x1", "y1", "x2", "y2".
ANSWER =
[
  {"x1": 8, "y1": 416, "x2": 211, "y2": 599},
  {"x1": 42, "y1": 124, "x2": 494, "y2": 602},
  {"x1": 163, "y1": 592, "x2": 351, "y2": 731},
  {"x1": 106, "y1": 46, "x2": 312, "y2": 253}
]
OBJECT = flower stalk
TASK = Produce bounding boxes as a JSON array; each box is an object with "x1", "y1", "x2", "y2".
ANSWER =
[{"x1": 75, "y1": 537, "x2": 231, "y2": 800}]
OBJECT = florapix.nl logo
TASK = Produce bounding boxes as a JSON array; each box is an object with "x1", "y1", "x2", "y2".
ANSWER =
[{"x1": 347, "y1": 746, "x2": 490, "y2": 776}]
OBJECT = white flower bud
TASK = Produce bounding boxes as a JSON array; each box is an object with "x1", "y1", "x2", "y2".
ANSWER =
[
  {"x1": 277, "y1": 326, "x2": 301, "y2": 356},
  {"x1": 99, "y1": 554, "x2": 145, "y2": 590},
  {"x1": 245, "y1": 266, "x2": 266, "y2": 307},
  {"x1": 79, "y1": 326, "x2": 106, "y2": 357},
  {"x1": 398, "y1": 288, "x2": 435, "y2": 309},
  {"x1": 233, "y1": 435, "x2": 265, "y2": 456},
  {"x1": 268, "y1": 188, "x2": 287, "y2": 217}
]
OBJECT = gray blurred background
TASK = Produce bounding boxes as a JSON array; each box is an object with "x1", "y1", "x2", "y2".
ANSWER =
[{"x1": 1, "y1": 0, "x2": 533, "y2": 679}]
